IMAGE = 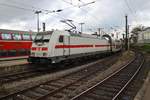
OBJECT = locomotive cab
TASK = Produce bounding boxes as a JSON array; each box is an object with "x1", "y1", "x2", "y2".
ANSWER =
[
  {"x1": 28, "y1": 31, "x2": 53, "y2": 63},
  {"x1": 28, "y1": 30, "x2": 70, "y2": 63}
]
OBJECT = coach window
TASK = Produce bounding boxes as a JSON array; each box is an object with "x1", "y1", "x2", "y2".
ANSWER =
[
  {"x1": 1, "y1": 33, "x2": 12, "y2": 40},
  {"x1": 12, "y1": 33, "x2": 22, "y2": 40},
  {"x1": 8, "y1": 50, "x2": 16, "y2": 56},
  {"x1": 23, "y1": 34, "x2": 30, "y2": 40},
  {"x1": 0, "y1": 50, "x2": 7, "y2": 57},
  {"x1": 18, "y1": 49, "x2": 26, "y2": 55},
  {"x1": 59, "y1": 35, "x2": 64, "y2": 43}
]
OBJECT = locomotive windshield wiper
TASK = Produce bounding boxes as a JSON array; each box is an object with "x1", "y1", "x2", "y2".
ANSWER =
[
  {"x1": 34, "y1": 32, "x2": 51, "y2": 43},
  {"x1": 34, "y1": 34, "x2": 44, "y2": 43},
  {"x1": 34, "y1": 39, "x2": 42, "y2": 42},
  {"x1": 34, "y1": 38, "x2": 49, "y2": 43},
  {"x1": 42, "y1": 39, "x2": 49, "y2": 42}
]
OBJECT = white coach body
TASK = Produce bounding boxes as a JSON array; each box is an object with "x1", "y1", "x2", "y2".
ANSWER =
[{"x1": 28, "y1": 30, "x2": 115, "y2": 63}]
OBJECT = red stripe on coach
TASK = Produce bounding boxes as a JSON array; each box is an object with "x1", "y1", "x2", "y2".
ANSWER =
[
  {"x1": 42, "y1": 47, "x2": 48, "y2": 51},
  {"x1": 55, "y1": 45, "x2": 93, "y2": 48},
  {"x1": 31, "y1": 47, "x2": 36, "y2": 51},
  {"x1": 95, "y1": 45, "x2": 110, "y2": 47}
]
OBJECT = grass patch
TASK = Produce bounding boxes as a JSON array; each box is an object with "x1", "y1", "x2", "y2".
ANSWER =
[
  {"x1": 141, "y1": 44, "x2": 150, "y2": 53},
  {"x1": 131, "y1": 43, "x2": 150, "y2": 53}
]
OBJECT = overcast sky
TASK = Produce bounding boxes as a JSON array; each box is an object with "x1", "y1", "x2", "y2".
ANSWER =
[{"x1": 0, "y1": 0, "x2": 150, "y2": 37}]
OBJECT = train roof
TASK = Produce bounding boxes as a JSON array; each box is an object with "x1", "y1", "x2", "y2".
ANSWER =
[
  {"x1": 48, "y1": 30, "x2": 104, "y2": 39},
  {"x1": 37, "y1": 30, "x2": 108, "y2": 40},
  {"x1": 0, "y1": 29, "x2": 37, "y2": 34}
]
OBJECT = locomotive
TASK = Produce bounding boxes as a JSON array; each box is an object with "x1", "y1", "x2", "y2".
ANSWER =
[
  {"x1": 0, "y1": 29, "x2": 36, "y2": 60},
  {"x1": 28, "y1": 30, "x2": 122, "y2": 64}
]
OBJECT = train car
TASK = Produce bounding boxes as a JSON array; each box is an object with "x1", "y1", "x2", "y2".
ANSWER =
[
  {"x1": 111, "y1": 39, "x2": 122, "y2": 52},
  {"x1": 28, "y1": 30, "x2": 122, "y2": 64},
  {"x1": 0, "y1": 29, "x2": 36, "y2": 60}
]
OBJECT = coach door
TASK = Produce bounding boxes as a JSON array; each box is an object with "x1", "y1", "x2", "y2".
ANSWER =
[{"x1": 63, "y1": 36, "x2": 70, "y2": 56}]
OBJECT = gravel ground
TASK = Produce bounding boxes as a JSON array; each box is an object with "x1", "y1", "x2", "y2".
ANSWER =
[
  {"x1": 61, "y1": 51, "x2": 135, "y2": 99},
  {"x1": 0, "y1": 57, "x2": 109, "y2": 96},
  {"x1": 133, "y1": 54, "x2": 150, "y2": 100},
  {"x1": 142, "y1": 72, "x2": 150, "y2": 100},
  {"x1": 0, "y1": 51, "x2": 134, "y2": 98},
  {"x1": 112, "y1": 52, "x2": 150, "y2": 100}
]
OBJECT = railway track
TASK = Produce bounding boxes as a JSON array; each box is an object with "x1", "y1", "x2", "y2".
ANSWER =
[
  {"x1": 71, "y1": 52, "x2": 145, "y2": 100},
  {"x1": 0, "y1": 53, "x2": 120, "y2": 100},
  {"x1": 0, "y1": 67, "x2": 52, "y2": 83},
  {"x1": 0, "y1": 53, "x2": 120, "y2": 84}
]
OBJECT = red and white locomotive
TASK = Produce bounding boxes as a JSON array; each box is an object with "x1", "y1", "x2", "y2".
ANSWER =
[
  {"x1": 28, "y1": 30, "x2": 122, "y2": 63},
  {"x1": 0, "y1": 29, "x2": 36, "y2": 60}
]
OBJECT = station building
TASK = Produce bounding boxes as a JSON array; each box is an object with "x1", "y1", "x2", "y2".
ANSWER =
[{"x1": 138, "y1": 28, "x2": 150, "y2": 43}]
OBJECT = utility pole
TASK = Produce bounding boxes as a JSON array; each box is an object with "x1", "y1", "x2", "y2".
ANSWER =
[
  {"x1": 35, "y1": 10, "x2": 42, "y2": 33},
  {"x1": 79, "y1": 23, "x2": 85, "y2": 33},
  {"x1": 35, "y1": 9, "x2": 62, "y2": 33},
  {"x1": 98, "y1": 28, "x2": 101, "y2": 36},
  {"x1": 125, "y1": 15, "x2": 128, "y2": 50},
  {"x1": 128, "y1": 25, "x2": 130, "y2": 51},
  {"x1": 98, "y1": 28, "x2": 104, "y2": 36}
]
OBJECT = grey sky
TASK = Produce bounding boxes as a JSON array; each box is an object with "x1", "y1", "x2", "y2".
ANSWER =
[{"x1": 0, "y1": 0, "x2": 150, "y2": 36}]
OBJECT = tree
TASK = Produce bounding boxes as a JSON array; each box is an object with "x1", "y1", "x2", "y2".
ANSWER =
[
  {"x1": 131, "y1": 25, "x2": 145, "y2": 43},
  {"x1": 131, "y1": 25, "x2": 145, "y2": 34}
]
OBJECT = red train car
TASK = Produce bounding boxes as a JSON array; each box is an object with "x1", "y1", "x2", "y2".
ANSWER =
[{"x1": 0, "y1": 29, "x2": 36, "y2": 60}]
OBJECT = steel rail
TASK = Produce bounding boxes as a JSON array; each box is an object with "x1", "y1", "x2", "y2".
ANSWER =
[
  {"x1": 71, "y1": 53, "x2": 144, "y2": 100},
  {"x1": 0, "y1": 53, "x2": 120, "y2": 100}
]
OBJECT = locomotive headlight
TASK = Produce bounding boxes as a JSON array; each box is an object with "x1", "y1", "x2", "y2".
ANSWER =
[
  {"x1": 31, "y1": 52, "x2": 35, "y2": 56},
  {"x1": 43, "y1": 53, "x2": 47, "y2": 57}
]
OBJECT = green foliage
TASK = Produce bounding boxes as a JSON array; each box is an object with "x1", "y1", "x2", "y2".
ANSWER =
[
  {"x1": 131, "y1": 25, "x2": 146, "y2": 44},
  {"x1": 131, "y1": 43, "x2": 150, "y2": 53},
  {"x1": 141, "y1": 44, "x2": 150, "y2": 53},
  {"x1": 131, "y1": 25, "x2": 145, "y2": 34}
]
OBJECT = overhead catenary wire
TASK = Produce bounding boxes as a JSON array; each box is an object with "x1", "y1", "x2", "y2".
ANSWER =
[
  {"x1": 77, "y1": 0, "x2": 118, "y2": 32},
  {"x1": 61, "y1": 0, "x2": 103, "y2": 32},
  {"x1": 0, "y1": 2, "x2": 57, "y2": 31},
  {"x1": 0, "y1": 0, "x2": 136, "y2": 34},
  {"x1": 0, "y1": 0, "x2": 101, "y2": 30},
  {"x1": 0, "y1": 1, "x2": 79, "y2": 32},
  {"x1": 0, "y1": 1, "x2": 68, "y2": 14},
  {"x1": 124, "y1": 0, "x2": 139, "y2": 24},
  {"x1": 0, "y1": 3, "x2": 35, "y2": 12}
]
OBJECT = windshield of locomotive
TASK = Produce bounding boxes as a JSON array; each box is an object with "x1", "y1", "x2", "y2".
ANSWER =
[{"x1": 34, "y1": 31, "x2": 53, "y2": 43}]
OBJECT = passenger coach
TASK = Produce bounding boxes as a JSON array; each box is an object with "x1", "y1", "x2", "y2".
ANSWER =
[{"x1": 0, "y1": 29, "x2": 36, "y2": 60}]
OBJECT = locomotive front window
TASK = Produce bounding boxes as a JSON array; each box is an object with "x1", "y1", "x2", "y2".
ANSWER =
[
  {"x1": 34, "y1": 32, "x2": 51, "y2": 43},
  {"x1": 43, "y1": 34, "x2": 51, "y2": 42},
  {"x1": 23, "y1": 34, "x2": 30, "y2": 40},
  {"x1": 1, "y1": 33, "x2": 12, "y2": 40},
  {"x1": 12, "y1": 33, "x2": 22, "y2": 40},
  {"x1": 35, "y1": 34, "x2": 43, "y2": 40}
]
